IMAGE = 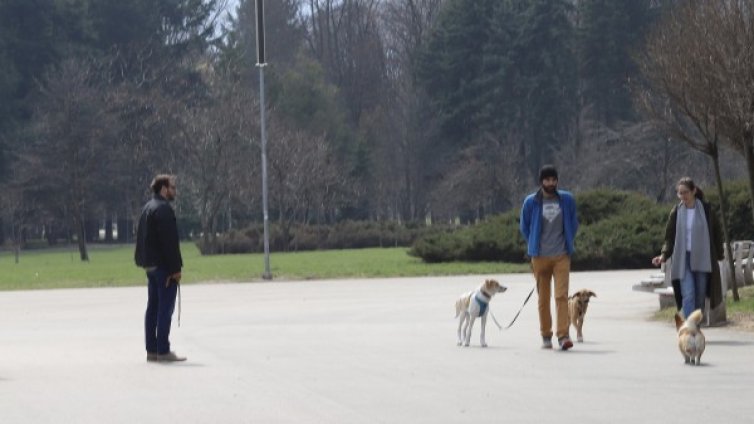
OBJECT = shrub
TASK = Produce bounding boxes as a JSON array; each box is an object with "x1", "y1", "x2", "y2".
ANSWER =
[
  {"x1": 706, "y1": 180, "x2": 754, "y2": 241},
  {"x1": 465, "y1": 212, "x2": 527, "y2": 262},
  {"x1": 198, "y1": 220, "x2": 432, "y2": 255},
  {"x1": 408, "y1": 211, "x2": 527, "y2": 263},
  {"x1": 575, "y1": 189, "x2": 659, "y2": 225},
  {"x1": 572, "y1": 207, "x2": 667, "y2": 270},
  {"x1": 410, "y1": 188, "x2": 675, "y2": 269},
  {"x1": 408, "y1": 229, "x2": 472, "y2": 263}
]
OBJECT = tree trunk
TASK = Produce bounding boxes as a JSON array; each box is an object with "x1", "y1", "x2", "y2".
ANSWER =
[
  {"x1": 75, "y1": 214, "x2": 89, "y2": 262},
  {"x1": 743, "y1": 141, "x2": 754, "y2": 226},
  {"x1": 201, "y1": 219, "x2": 213, "y2": 255},
  {"x1": 117, "y1": 217, "x2": 130, "y2": 243},
  {"x1": 104, "y1": 217, "x2": 114, "y2": 242},
  {"x1": 11, "y1": 219, "x2": 19, "y2": 264},
  {"x1": 712, "y1": 152, "x2": 739, "y2": 301}
]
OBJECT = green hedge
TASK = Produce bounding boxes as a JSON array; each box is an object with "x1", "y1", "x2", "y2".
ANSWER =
[
  {"x1": 198, "y1": 183, "x2": 754, "y2": 269},
  {"x1": 571, "y1": 209, "x2": 666, "y2": 270},
  {"x1": 706, "y1": 180, "x2": 754, "y2": 241},
  {"x1": 408, "y1": 211, "x2": 527, "y2": 263},
  {"x1": 197, "y1": 220, "x2": 436, "y2": 255},
  {"x1": 410, "y1": 189, "x2": 672, "y2": 269}
]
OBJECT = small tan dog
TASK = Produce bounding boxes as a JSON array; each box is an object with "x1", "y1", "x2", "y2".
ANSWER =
[
  {"x1": 676, "y1": 309, "x2": 706, "y2": 365},
  {"x1": 455, "y1": 279, "x2": 507, "y2": 347},
  {"x1": 568, "y1": 289, "x2": 597, "y2": 343}
]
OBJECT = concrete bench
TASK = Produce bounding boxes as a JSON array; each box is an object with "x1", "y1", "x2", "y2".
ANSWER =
[
  {"x1": 632, "y1": 273, "x2": 666, "y2": 293},
  {"x1": 654, "y1": 287, "x2": 675, "y2": 309},
  {"x1": 723, "y1": 240, "x2": 754, "y2": 288}
]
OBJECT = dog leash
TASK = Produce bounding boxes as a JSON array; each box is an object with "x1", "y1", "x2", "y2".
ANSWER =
[
  {"x1": 489, "y1": 309, "x2": 504, "y2": 330},
  {"x1": 498, "y1": 285, "x2": 536, "y2": 330}
]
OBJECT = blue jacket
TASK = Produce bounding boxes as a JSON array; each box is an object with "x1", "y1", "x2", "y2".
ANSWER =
[{"x1": 519, "y1": 189, "x2": 579, "y2": 257}]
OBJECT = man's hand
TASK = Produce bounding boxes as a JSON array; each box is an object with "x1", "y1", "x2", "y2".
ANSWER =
[
  {"x1": 166, "y1": 272, "x2": 182, "y2": 287},
  {"x1": 651, "y1": 255, "x2": 664, "y2": 267}
]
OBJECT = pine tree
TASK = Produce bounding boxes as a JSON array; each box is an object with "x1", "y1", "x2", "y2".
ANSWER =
[
  {"x1": 416, "y1": 0, "x2": 495, "y2": 146},
  {"x1": 509, "y1": 0, "x2": 577, "y2": 174},
  {"x1": 578, "y1": 0, "x2": 658, "y2": 123}
]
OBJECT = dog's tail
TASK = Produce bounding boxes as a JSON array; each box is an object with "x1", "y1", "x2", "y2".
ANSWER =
[
  {"x1": 454, "y1": 298, "x2": 462, "y2": 318},
  {"x1": 685, "y1": 309, "x2": 704, "y2": 328}
]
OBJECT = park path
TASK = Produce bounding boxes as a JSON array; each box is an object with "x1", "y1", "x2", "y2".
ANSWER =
[{"x1": 1, "y1": 270, "x2": 753, "y2": 423}]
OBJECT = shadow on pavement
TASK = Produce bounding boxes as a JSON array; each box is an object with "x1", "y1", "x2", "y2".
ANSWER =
[{"x1": 706, "y1": 340, "x2": 754, "y2": 346}]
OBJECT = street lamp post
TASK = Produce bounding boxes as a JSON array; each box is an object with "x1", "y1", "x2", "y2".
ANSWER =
[{"x1": 254, "y1": 0, "x2": 272, "y2": 280}]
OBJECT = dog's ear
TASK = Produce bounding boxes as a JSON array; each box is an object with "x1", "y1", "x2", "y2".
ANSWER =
[
  {"x1": 588, "y1": 291, "x2": 597, "y2": 298},
  {"x1": 674, "y1": 313, "x2": 684, "y2": 331}
]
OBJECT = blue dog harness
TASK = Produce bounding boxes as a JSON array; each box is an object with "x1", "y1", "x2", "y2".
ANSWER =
[{"x1": 475, "y1": 291, "x2": 491, "y2": 316}]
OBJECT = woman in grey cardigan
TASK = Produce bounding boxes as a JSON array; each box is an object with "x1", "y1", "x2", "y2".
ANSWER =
[{"x1": 652, "y1": 177, "x2": 724, "y2": 319}]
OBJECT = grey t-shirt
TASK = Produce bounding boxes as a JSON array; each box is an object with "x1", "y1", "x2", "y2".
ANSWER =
[{"x1": 539, "y1": 198, "x2": 567, "y2": 257}]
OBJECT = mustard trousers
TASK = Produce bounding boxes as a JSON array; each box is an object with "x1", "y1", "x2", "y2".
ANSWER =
[{"x1": 531, "y1": 254, "x2": 571, "y2": 339}]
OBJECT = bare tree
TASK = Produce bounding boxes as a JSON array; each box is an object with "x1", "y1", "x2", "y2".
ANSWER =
[
  {"x1": 430, "y1": 134, "x2": 526, "y2": 222},
  {"x1": 304, "y1": 0, "x2": 387, "y2": 125},
  {"x1": 266, "y1": 116, "x2": 345, "y2": 248},
  {"x1": 557, "y1": 119, "x2": 704, "y2": 201},
  {"x1": 22, "y1": 58, "x2": 119, "y2": 261},
  {"x1": 636, "y1": 0, "x2": 741, "y2": 301},
  {"x1": 711, "y1": 1, "x2": 754, "y2": 223},
  {"x1": 166, "y1": 68, "x2": 259, "y2": 252},
  {"x1": 374, "y1": 0, "x2": 443, "y2": 221}
]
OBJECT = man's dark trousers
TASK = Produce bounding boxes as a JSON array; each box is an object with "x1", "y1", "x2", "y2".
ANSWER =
[{"x1": 145, "y1": 267, "x2": 178, "y2": 354}]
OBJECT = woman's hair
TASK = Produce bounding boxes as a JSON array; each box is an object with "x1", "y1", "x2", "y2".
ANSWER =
[
  {"x1": 677, "y1": 177, "x2": 704, "y2": 200},
  {"x1": 150, "y1": 174, "x2": 174, "y2": 194}
]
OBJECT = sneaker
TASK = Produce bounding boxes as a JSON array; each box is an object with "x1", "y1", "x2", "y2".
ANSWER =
[
  {"x1": 146, "y1": 352, "x2": 159, "y2": 361},
  {"x1": 150, "y1": 351, "x2": 187, "y2": 362},
  {"x1": 542, "y1": 337, "x2": 553, "y2": 349},
  {"x1": 558, "y1": 336, "x2": 573, "y2": 351}
]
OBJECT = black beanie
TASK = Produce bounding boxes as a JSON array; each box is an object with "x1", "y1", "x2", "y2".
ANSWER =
[{"x1": 538, "y1": 165, "x2": 558, "y2": 182}]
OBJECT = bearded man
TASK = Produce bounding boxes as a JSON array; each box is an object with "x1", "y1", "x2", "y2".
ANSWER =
[{"x1": 519, "y1": 165, "x2": 579, "y2": 351}]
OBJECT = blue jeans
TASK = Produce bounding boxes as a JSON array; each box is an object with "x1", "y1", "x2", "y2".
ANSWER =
[
  {"x1": 680, "y1": 252, "x2": 709, "y2": 319},
  {"x1": 145, "y1": 267, "x2": 178, "y2": 354}
]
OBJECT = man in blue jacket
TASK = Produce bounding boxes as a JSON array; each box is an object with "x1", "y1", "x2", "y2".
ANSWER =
[
  {"x1": 135, "y1": 174, "x2": 186, "y2": 362},
  {"x1": 520, "y1": 165, "x2": 579, "y2": 350}
]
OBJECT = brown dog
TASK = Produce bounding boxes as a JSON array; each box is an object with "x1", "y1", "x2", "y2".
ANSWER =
[
  {"x1": 677, "y1": 309, "x2": 706, "y2": 365},
  {"x1": 568, "y1": 289, "x2": 597, "y2": 343}
]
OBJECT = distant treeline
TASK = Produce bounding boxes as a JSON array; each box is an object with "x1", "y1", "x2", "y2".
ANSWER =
[{"x1": 0, "y1": 0, "x2": 749, "y2": 260}]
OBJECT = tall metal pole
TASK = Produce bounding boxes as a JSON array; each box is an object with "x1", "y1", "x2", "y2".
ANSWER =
[
  {"x1": 259, "y1": 66, "x2": 271, "y2": 280},
  {"x1": 255, "y1": 0, "x2": 272, "y2": 280}
]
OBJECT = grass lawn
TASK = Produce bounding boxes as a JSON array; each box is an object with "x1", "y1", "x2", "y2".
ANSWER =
[
  {"x1": 0, "y1": 243, "x2": 530, "y2": 291},
  {"x1": 653, "y1": 285, "x2": 754, "y2": 331}
]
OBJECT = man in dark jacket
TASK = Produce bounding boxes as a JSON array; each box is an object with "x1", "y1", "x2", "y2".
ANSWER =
[{"x1": 135, "y1": 174, "x2": 186, "y2": 362}]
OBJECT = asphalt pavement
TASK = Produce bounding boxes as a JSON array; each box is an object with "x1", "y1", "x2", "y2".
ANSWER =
[{"x1": 1, "y1": 269, "x2": 753, "y2": 423}]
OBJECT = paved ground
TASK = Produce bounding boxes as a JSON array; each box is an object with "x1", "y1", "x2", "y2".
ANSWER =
[{"x1": 1, "y1": 269, "x2": 753, "y2": 423}]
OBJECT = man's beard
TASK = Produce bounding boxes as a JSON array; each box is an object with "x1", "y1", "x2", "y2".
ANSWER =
[{"x1": 542, "y1": 185, "x2": 557, "y2": 195}]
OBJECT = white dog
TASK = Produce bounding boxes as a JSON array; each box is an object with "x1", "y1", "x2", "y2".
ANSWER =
[
  {"x1": 455, "y1": 279, "x2": 507, "y2": 347},
  {"x1": 676, "y1": 309, "x2": 706, "y2": 366}
]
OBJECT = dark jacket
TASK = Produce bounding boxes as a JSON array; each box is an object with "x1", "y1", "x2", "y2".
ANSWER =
[
  {"x1": 660, "y1": 200, "x2": 724, "y2": 310},
  {"x1": 134, "y1": 194, "x2": 183, "y2": 275}
]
